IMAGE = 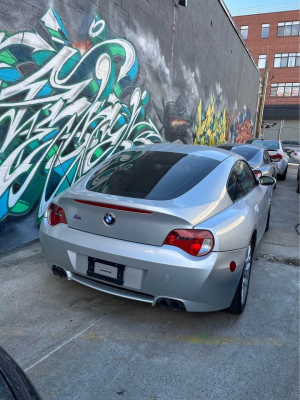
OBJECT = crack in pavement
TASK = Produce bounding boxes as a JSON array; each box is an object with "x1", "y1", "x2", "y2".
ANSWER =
[{"x1": 256, "y1": 253, "x2": 299, "y2": 266}]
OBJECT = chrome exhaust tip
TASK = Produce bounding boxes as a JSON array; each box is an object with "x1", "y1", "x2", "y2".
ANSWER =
[
  {"x1": 170, "y1": 300, "x2": 182, "y2": 312},
  {"x1": 158, "y1": 298, "x2": 171, "y2": 309},
  {"x1": 52, "y1": 265, "x2": 67, "y2": 279},
  {"x1": 52, "y1": 265, "x2": 59, "y2": 276}
]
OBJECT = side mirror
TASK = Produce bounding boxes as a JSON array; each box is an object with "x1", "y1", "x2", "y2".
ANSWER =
[
  {"x1": 259, "y1": 176, "x2": 276, "y2": 186},
  {"x1": 272, "y1": 156, "x2": 281, "y2": 162}
]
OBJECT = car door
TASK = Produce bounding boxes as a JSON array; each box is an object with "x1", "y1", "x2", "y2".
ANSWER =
[{"x1": 233, "y1": 160, "x2": 270, "y2": 242}]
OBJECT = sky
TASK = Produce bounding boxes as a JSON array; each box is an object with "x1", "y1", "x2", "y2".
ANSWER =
[{"x1": 224, "y1": 0, "x2": 297, "y2": 11}]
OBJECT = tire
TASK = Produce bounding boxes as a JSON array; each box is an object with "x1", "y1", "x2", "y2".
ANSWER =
[
  {"x1": 227, "y1": 242, "x2": 253, "y2": 314},
  {"x1": 265, "y1": 207, "x2": 271, "y2": 232},
  {"x1": 278, "y1": 166, "x2": 288, "y2": 181}
]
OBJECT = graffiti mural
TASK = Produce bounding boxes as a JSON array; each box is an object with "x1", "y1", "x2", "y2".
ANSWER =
[
  {"x1": 233, "y1": 108, "x2": 253, "y2": 144},
  {"x1": 194, "y1": 95, "x2": 227, "y2": 146},
  {"x1": 0, "y1": 8, "x2": 162, "y2": 223},
  {"x1": 153, "y1": 95, "x2": 197, "y2": 144},
  {"x1": 194, "y1": 96, "x2": 253, "y2": 146},
  {"x1": 154, "y1": 93, "x2": 254, "y2": 147}
]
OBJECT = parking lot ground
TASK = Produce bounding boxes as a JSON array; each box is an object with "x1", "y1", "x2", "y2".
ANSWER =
[{"x1": 1, "y1": 166, "x2": 299, "y2": 400}]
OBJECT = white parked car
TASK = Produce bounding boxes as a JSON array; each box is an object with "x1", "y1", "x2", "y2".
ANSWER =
[{"x1": 245, "y1": 139, "x2": 289, "y2": 180}]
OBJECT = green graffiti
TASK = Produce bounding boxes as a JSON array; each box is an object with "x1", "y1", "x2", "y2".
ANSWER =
[{"x1": 0, "y1": 8, "x2": 162, "y2": 222}]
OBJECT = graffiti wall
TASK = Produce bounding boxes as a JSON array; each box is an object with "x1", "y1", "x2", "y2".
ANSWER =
[
  {"x1": 0, "y1": 0, "x2": 260, "y2": 252},
  {"x1": 154, "y1": 94, "x2": 254, "y2": 146}
]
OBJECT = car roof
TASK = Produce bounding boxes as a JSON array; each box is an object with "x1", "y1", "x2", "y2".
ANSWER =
[{"x1": 135, "y1": 143, "x2": 231, "y2": 162}]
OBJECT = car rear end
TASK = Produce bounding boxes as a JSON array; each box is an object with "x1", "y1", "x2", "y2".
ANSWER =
[
  {"x1": 249, "y1": 140, "x2": 287, "y2": 175},
  {"x1": 40, "y1": 146, "x2": 247, "y2": 312}
]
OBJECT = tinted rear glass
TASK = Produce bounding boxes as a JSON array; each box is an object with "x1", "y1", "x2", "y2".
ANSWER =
[
  {"x1": 282, "y1": 140, "x2": 300, "y2": 146},
  {"x1": 230, "y1": 146, "x2": 260, "y2": 160},
  {"x1": 251, "y1": 140, "x2": 279, "y2": 150},
  {"x1": 86, "y1": 150, "x2": 220, "y2": 200}
]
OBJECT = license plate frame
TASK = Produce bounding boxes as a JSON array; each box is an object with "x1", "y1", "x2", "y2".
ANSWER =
[{"x1": 87, "y1": 257, "x2": 125, "y2": 286}]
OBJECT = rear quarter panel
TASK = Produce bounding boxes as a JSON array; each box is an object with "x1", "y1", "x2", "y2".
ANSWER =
[{"x1": 195, "y1": 196, "x2": 257, "y2": 252}]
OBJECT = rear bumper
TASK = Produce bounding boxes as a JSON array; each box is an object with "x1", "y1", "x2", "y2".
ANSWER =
[{"x1": 39, "y1": 219, "x2": 248, "y2": 312}]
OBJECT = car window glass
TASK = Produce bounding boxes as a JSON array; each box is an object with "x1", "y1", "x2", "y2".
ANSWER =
[
  {"x1": 227, "y1": 170, "x2": 243, "y2": 201},
  {"x1": 237, "y1": 161, "x2": 256, "y2": 195},
  {"x1": 263, "y1": 151, "x2": 271, "y2": 164},
  {"x1": 252, "y1": 140, "x2": 279, "y2": 150},
  {"x1": 228, "y1": 161, "x2": 256, "y2": 201},
  {"x1": 230, "y1": 146, "x2": 260, "y2": 161},
  {"x1": 86, "y1": 150, "x2": 220, "y2": 200}
]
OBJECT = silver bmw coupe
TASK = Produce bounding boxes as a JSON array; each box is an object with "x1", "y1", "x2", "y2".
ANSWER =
[{"x1": 40, "y1": 144, "x2": 276, "y2": 314}]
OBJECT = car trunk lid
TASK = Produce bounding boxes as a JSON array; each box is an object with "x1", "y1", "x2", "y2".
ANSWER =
[{"x1": 60, "y1": 194, "x2": 193, "y2": 246}]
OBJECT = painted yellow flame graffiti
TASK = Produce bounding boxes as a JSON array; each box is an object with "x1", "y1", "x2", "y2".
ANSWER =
[{"x1": 194, "y1": 96, "x2": 227, "y2": 146}]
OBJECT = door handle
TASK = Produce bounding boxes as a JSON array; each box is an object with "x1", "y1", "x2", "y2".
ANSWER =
[{"x1": 254, "y1": 205, "x2": 259, "y2": 213}]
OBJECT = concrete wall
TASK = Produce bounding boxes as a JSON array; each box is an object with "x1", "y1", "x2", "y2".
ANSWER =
[{"x1": 0, "y1": 0, "x2": 260, "y2": 253}]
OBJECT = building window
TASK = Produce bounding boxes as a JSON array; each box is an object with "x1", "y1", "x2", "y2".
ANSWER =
[
  {"x1": 241, "y1": 26, "x2": 248, "y2": 40},
  {"x1": 258, "y1": 54, "x2": 267, "y2": 69},
  {"x1": 270, "y1": 83, "x2": 300, "y2": 97},
  {"x1": 261, "y1": 24, "x2": 270, "y2": 38},
  {"x1": 274, "y1": 53, "x2": 300, "y2": 68},
  {"x1": 277, "y1": 21, "x2": 300, "y2": 36}
]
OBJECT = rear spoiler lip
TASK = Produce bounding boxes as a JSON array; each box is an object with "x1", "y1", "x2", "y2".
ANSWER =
[{"x1": 74, "y1": 199, "x2": 153, "y2": 214}]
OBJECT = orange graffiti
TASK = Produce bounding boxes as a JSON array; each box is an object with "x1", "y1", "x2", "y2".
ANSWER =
[
  {"x1": 171, "y1": 118, "x2": 189, "y2": 131},
  {"x1": 73, "y1": 39, "x2": 92, "y2": 55}
]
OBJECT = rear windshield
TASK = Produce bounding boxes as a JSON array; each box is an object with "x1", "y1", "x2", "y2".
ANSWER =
[
  {"x1": 251, "y1": 140, "x2": 279, "y2": 150},
  {"x1": 230, "y1": 146, "x2": 260, "y2": 161},
  {"x1": 282, "y1": 140, "x2": 300, "y2": 146},
  {"x1": 86, "y1": 150, "x2": 220, "y2": 200}
]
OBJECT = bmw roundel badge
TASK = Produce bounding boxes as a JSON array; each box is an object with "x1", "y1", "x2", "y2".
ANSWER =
[{"x1": 103, "y1": 212, "x2": 115, "y2": 226}]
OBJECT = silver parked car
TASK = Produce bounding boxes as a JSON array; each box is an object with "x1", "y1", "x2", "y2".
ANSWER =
[
  {"x1": 216, "y1": 143, "x2": 279, "y2": 180},
  {"x1": 40, "y1": 144, "x2": 276, "y2": 314},
  {"x1": 245, "y1": 139, "x2": 289, "y2": 180}
]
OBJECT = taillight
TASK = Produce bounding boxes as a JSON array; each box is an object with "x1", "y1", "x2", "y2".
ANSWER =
[
  {"x1": 294, "y1": 152, "x2": 297, "y2": 156},
  {"x1": 47, "y1": 203, "x2": 67, "y2": 226},
  {"x1": 253, "y1": 170, "x2": 262, "y2": 179},
  {"x1": 163, "y1": 229, "x2": 214, "y2": 257},
  {"x1": 270, "y1": 153, "x2": 282, "y2": 160}
]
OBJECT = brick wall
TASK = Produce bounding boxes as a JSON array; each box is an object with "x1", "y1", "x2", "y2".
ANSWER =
[
  {"x1": 0, "y1": 0, "x2": 260, "y2": 252},
  {"x1": 234, "y1": 10, "x2": 300, "y2": 106}
]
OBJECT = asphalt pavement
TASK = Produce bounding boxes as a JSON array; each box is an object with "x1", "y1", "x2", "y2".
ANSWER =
[{"x1": 0, "y1": 166, "x2": 299, "y2": 400}]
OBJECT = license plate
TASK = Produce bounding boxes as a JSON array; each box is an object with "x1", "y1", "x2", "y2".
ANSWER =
[{"x1": 87, "y1": 257, "x2": 125, "y2": 285}]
